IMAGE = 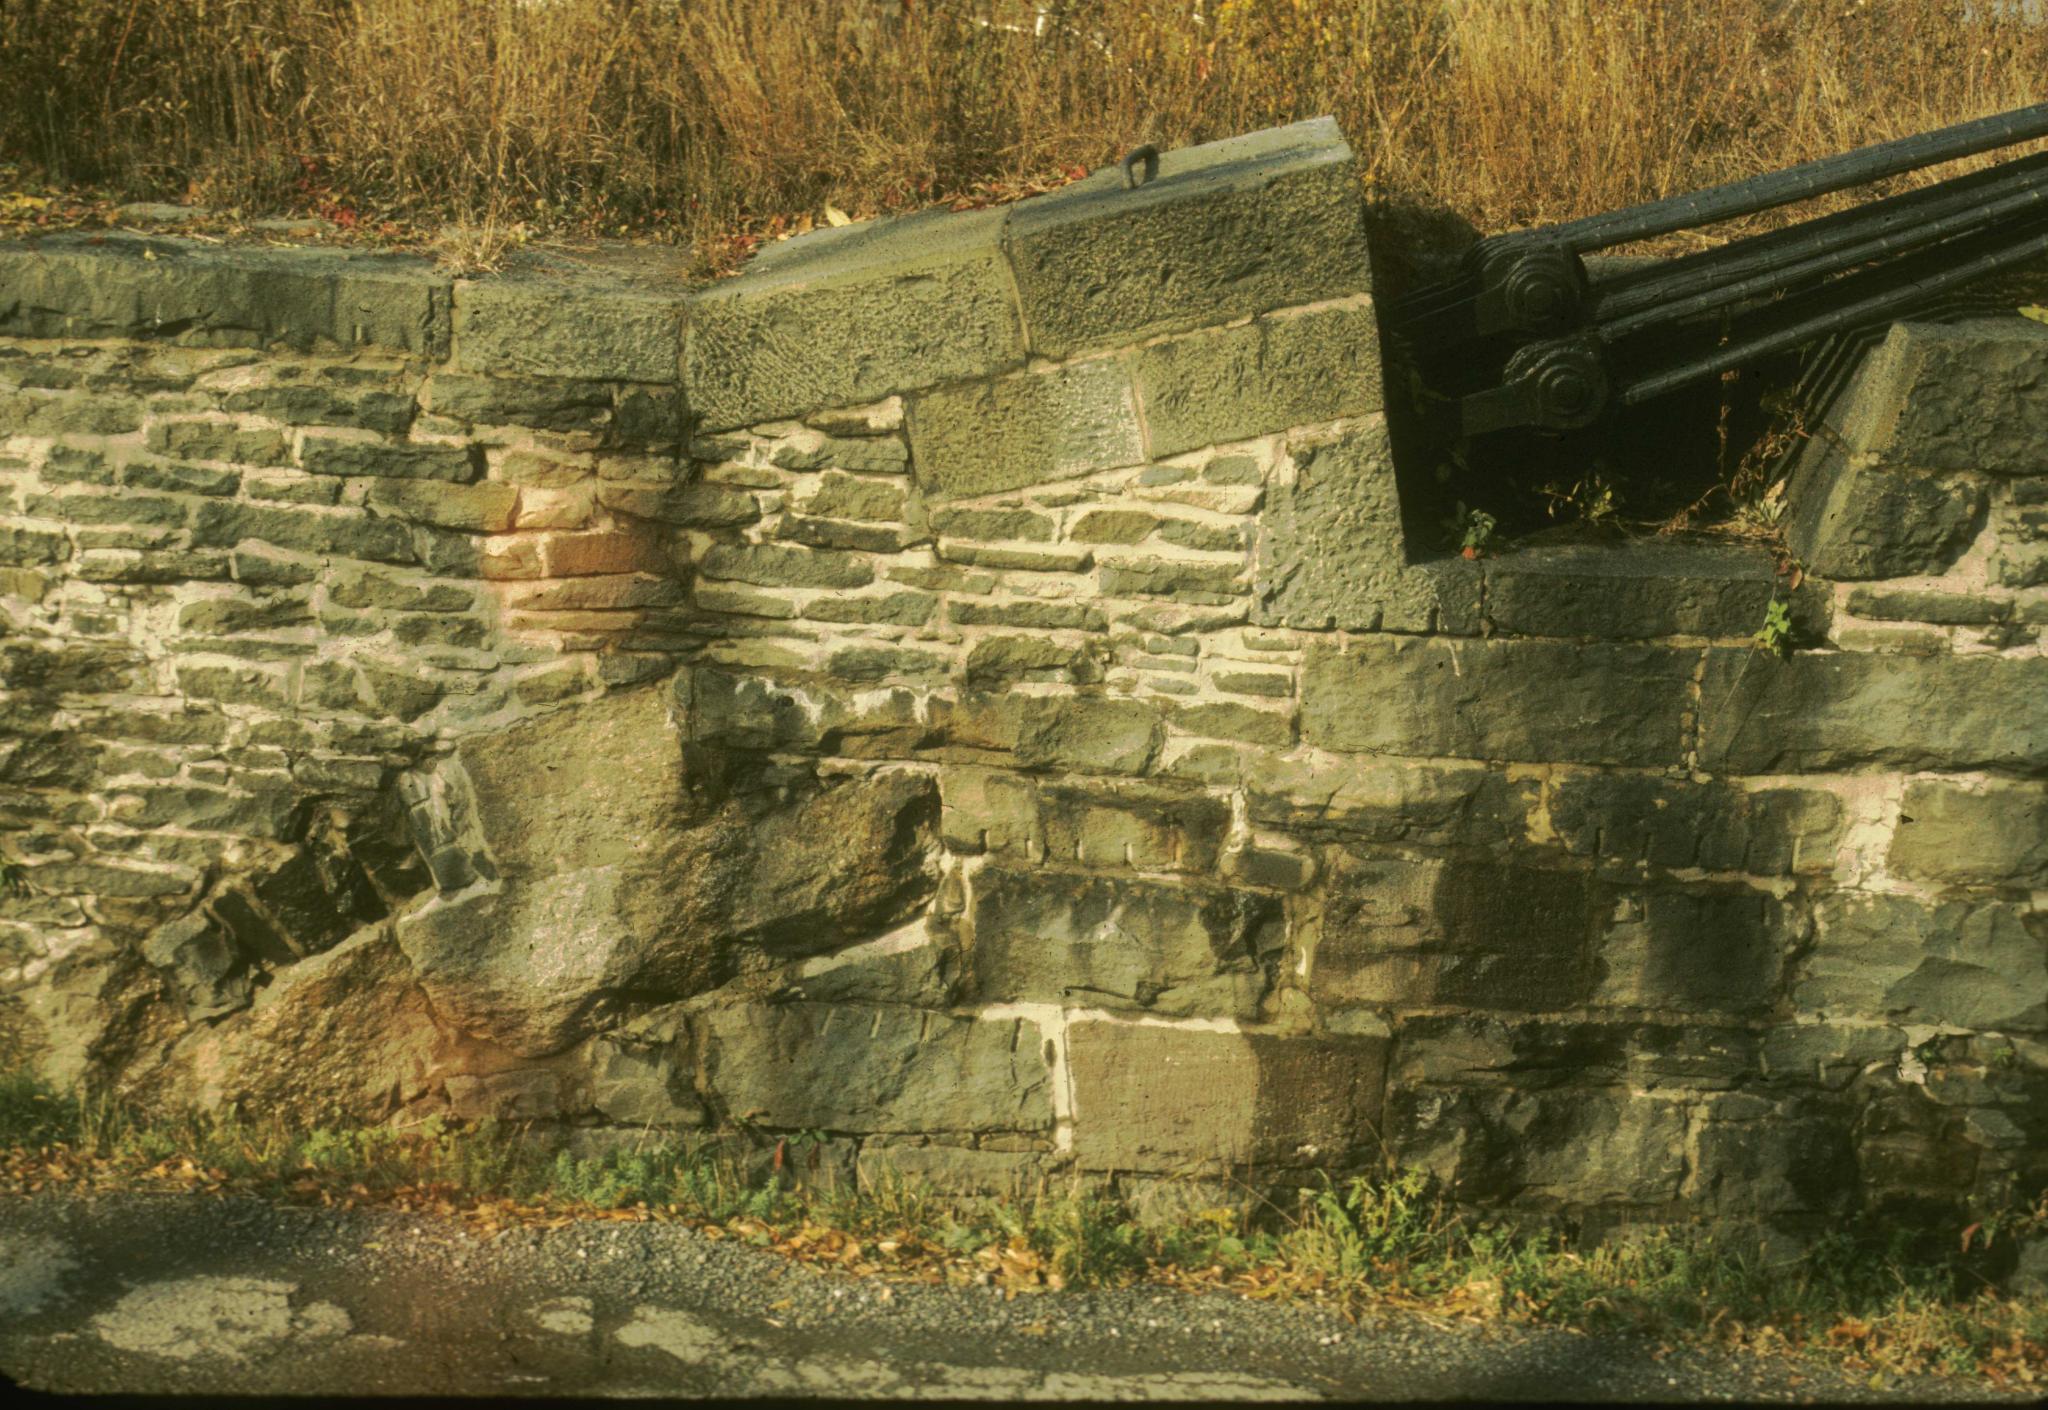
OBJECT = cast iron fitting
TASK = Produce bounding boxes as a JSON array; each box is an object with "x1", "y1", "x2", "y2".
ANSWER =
[
  {"x1": 1506, "y1": 339, "x2": 1609, "y2": 431},
  {"x1": 1473, "y1": 240, "x2": 1588, "y2": 338}
]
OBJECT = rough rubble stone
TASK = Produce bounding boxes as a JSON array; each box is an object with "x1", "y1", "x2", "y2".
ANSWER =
[
  {"x1": 585, "y1": 1032, "x2": 706, "y2": 1128},
  {"x1": 140, "y1": 910, "x2": 252, "y2": 1021},
  {"x1": 147, "y1": 926, "x2": 448, "y2": 1122},
  {"x1": 394, "y1": 687, "x2": 943, "y2": 1055}
]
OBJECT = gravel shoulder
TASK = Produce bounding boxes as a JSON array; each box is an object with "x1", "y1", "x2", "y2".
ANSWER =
[{"x1": 0, "y1": 1190, "x2": 2029, "y2": 1402}]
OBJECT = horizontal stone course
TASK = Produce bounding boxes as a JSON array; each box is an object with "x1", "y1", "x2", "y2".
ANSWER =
[
  {"x1": 1301, "y1": 637, "x2": 1694, "y2": 766},
  {"x1": 0, "y1": 233, "x2": 451, "y2": 355},
  {"x1": 1695, "y1": 649, "x2": 2048, "y2": 774}
]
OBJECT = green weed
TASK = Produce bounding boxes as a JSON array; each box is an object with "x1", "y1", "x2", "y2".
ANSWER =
[{"x1": 1753, "y1": 597, "x2": 1795, "y2": 657}]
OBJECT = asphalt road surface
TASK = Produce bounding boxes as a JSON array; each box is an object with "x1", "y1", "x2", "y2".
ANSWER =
[{"x1": 0, "y1": 1190, "x2": 2030, "y2": 1401}]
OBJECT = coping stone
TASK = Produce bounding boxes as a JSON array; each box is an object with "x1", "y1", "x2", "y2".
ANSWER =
[
  {"x1": 684, "y1": 205, "x2": 1025, "y2": 431},
  {"x1": 0, "y1": 234, "x2": 450, "y2": 357},
  {"x1": 454, "y1": 273, "x2": 684, "y2": 384},
  {"x1": 1826, "y1": 317, "x2": 2048, "y2": 475},
  {"x1": 1004, "y1": 116, "x2": 1371, "y2": 359}
]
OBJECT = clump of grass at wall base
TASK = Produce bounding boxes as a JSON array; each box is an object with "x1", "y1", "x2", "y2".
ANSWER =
[
  {"x1": 2, "y1": 1069, "x2": 2042, "y2": 1383},
  {"x1": 2, "y1": 2, "x2": 2044, "y2": 273}
]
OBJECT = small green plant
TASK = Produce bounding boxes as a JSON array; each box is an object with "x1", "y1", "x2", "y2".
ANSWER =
[
  {"x1": 1731, "y1": 477, "x2": 1791, "y2": 536},
  {"x1": 0, "y1": 1070, "x2": 79, "y2": 1148},
  {"x1": 1753, "y1": 597, "x2": 1795, "y2": 657},
  {"x1": 1537, "y1": 473, "x2": 1618, "y2": 524},
  {"x1": 1440, "y1": 502, "x2": 1499, "y2": 558},
  {"x1": 0, "y1": 857, "x2": 28, "y2": 899}
]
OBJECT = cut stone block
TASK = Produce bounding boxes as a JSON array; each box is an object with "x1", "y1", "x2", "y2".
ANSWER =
[
  {"x1": 965, "y1": 866, "x2": 1279, "y2": 1018},
  {"x1": 698, "y1": 1002, "x2": 1054, "y2": 1134},
  {"x1": 1006, "y1": 117, "x2": 1371, "y2": 358},
  {"x1": 686, "y1": 206, "x2": 1025, "y2": 430},
  {"x1": 1694, "y1": 649, "x2": 2048, "y2": 774},
  {"x1": 1252, "y1": 421, "x2": 1461, "y2": 633},
  {"x1": 1888, "y1": 778, "x2": 2048, "y2": 887},
  {"x1": 1300, "y1": 637, "x2": 1694, "y2": 766},
  {"x1": 1784, "y1": 438, "x2": 1986, "y2": 580},
  {"x1": 907, "y1": 358, "x2": 1143, "y2": 501},
  {"x1": 1483, "y1": 541, "x2": 1794, "y2": 640},
  {"x1": 453, "y1": 275, "x2": 682, "y2": 383},
  {"x1": 1065, "y1": 1021, "x2": 1387, "y2": 1171},
  {"x1": 1133, "y1": 301, "x2": 1383, "y2": 457},
  {"x1": 1825, "y1": 317, "x2": 2048, "y2": 475},
  {"x1": 1546, "y1": 773, "x2": 1844, "y2": 876},
  {"x1": 1796, "y1": 893, "x2": 2046, "y2": 1032},
  {"x1": 1306, "y1": 852, "x2": 1601, "y2": 1013}
]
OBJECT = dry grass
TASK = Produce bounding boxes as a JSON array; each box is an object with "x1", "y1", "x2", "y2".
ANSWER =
[{"x1": 2, "y1": 1, "x2": 2044, "y2": 273}]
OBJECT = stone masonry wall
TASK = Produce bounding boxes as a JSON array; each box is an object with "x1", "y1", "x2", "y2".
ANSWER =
[{"x1": 2, "y1": 118, "x2": 2043, "y2": 1238}]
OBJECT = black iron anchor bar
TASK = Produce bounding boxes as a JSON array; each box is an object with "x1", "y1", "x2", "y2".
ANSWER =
[
  {"x1": 1588, "y1": 150, "x2": 2048, "y2": 330},
  {"x1": 1542, "y1": 99, "x2": 2048, "y2": 255},
  {"x1": 1595, "y1": 158, "x2": 2048, "y2": 342},
  {"x1": 1387, "y1": 100, "x2": 2048, "y2": 348},
  {"x1": 1616, "y1": 211, "x2": 2048, "y2": 406},
  {"x1": 1456, "y1": 210, "x2": 2048, "y2": 437}
]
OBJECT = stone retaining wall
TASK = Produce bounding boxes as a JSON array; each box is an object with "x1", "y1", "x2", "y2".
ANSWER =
[{"x1": 2, "y1": 118, "x2": 2043, "y2": 1238}]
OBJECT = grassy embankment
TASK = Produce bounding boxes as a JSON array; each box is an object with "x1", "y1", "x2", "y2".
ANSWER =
[
  {"x1": 2, "y1": 0, "x2": 2044, "y2": 272},
  {"x1": 2, "y1": 1069, "x2": 2042, "y2": 1386}
]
